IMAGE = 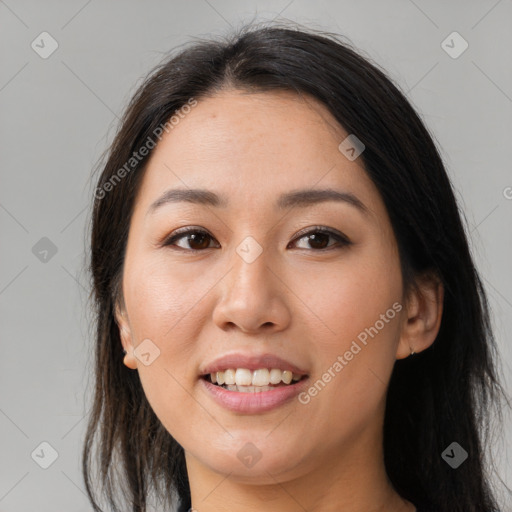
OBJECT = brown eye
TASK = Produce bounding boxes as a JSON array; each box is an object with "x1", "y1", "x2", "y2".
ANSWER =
[
  {"x1": 289, "y1": 227, "x2": 351, "y2": 251},
  {"x1": 163, "y1": 228, "x2": 218, "y2": 251},
  {"x1": 300, "y1": 232, "x2": 330, "y2": 250},
  {"x1": 162, "y1": 226, "x2": 351, "y2": 252}
]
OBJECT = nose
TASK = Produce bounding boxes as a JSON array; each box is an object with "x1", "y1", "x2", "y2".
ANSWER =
[{"x1": 212, "y1": 245, "x2": 291, "y2": 334}]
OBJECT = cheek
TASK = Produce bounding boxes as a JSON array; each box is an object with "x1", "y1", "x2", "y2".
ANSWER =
[
  {"x1": 124, "y1": 253, "x2": 212, "y2": 340},
  {"x1": 292, "y1": 245, "x2": 403, "y2": 409},
  {"x1": 122, "y1": 252, "x2": 207, "y2": 385},
  {"x1": 123, "y1": 256, "x2": 209, "y2": 437},
  {"x1": 291, "y1": 247, "x2": 402, "y2": 348}
]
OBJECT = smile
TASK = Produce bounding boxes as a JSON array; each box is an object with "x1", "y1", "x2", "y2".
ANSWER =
[
  {"x1": 200, "y1": 369, "x2": 309, "y2": 413},
  {"x1": 203, "y1": 368, "x2": 305, "y2": 390}
]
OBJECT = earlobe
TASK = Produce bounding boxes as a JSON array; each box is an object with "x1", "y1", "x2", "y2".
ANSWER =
[
  {"x1": 396, "y1": 272, "x2": 444, "y2": 360},
  {"x1": 114, "y1": 304, "x2": 138, "y2": 370},
  {"x1": 122, "y1": 351, "x2": 138, "y2": 370}
]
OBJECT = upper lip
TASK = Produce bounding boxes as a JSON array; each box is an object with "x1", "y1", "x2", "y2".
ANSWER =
[{"x1": 200, "y1": 353, "x2": 308, "y2": 376}]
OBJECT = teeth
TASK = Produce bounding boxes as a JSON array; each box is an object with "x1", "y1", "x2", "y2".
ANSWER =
[
  {"x1": 210, "y1": 368, "x2": 303, "y2": 387},
  {"x1": 225, "y1": 384, "x2": 274, "y2": 393},
  {"x1": 224, "y1": 369, "x2": 236, "y2": 385},
  {"x1": 282, "y1": 370, "x2": 293, "y2": 384},
  {"x1": 269, "y1": 368, "x2": 282, "y2": 384},
  {"x1": 235, "y1": 368, "x2": 253, "y2": 386},
  {"x1": 252, "y1": 368, "x2": 269, "y2": 386}
]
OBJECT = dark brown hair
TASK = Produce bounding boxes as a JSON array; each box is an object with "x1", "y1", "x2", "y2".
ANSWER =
[{"x1": 83, "y1": 21, "x2": 510, "y2": 512}]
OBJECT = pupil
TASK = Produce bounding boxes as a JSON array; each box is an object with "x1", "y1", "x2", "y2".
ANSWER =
[
  {"x1": 190, "y1": 233, "x2": 209, "y2": 250},
  {"x1": 309, "y1": 233, "x2": 328, "y2": 249}
]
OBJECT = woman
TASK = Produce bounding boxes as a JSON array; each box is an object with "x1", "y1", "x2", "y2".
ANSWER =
[{"x1": 83, "y1": 22, "x2": 509, "y2": 512}]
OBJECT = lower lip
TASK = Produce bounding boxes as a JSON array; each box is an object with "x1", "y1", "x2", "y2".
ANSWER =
[{"x1": 199, "y1": 377, "x2": 309, "y2": 414}]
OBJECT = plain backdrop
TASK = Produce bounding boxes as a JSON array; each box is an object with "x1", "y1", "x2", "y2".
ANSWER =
[{"x1": 1, "y1": 1, "x2": 511, "y2": 511}]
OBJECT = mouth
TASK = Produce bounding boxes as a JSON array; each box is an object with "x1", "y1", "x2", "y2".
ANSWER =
[
  {"x1": 200, "y1": 368, "x2": 309, "y2": 393},
  {"x1": 199, "y1": 367, "x2": 310, "y2": 413}
]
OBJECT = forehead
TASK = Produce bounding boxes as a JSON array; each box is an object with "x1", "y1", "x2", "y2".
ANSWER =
[
  {"x1": 150, "y1": 89, "x2": 347, "y2": 166},
  {"x1": 134, "y1": 89, "x2": 382, "y2": 218}
]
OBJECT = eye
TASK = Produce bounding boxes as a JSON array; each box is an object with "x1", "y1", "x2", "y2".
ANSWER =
[
  {"x1": 162, "y1": 227, "x2": 219, "y2": 251},
  {"x1": 161, "y1": 226, "x2": 351, "y2": 252},
  {"x1": 288, "y1": 226, "x2": 351, "y2": 251}
]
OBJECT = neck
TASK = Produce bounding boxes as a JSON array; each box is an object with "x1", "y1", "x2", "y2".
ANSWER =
[{"x1": 183, "y1": 412, "x2": 414, "y2": 512}]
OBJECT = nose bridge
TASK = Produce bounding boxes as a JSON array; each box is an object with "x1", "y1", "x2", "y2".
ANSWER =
[
  {"x1": 227, "y1": 234, "x2": 273, "y2": 301},
  {"x1": 225, "y1": 203, "x2": 274, "y2": 283},
  {"x1": 212, "y1": 232, "x2": 290, "y2": 332}
]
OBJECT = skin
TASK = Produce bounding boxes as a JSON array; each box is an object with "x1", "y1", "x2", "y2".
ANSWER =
[{"x1": 116, "y1": 89, "x2": 444, "y2": 512}]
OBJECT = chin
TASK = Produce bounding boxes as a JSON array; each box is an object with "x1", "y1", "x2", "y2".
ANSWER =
[{"x1": 198, "y1": 447, "x2": 308, "y2": 483}]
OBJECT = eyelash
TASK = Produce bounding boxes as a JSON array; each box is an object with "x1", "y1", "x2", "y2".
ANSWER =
[{"x1": 161, "y1": 226, "x2": 352, "y2": 252}]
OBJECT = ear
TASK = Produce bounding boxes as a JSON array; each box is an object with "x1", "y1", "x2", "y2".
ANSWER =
[
  {"x1": 396, "y1": 271, "x2": 444, "y2": 360},
  {"x1": 114, "y1": 301, "x2": 138, "y2": 370}
]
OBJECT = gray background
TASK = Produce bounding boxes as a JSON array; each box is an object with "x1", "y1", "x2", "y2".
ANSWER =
[{"x1": 1, "y1": 1, "x2": 511, "y2": 510}]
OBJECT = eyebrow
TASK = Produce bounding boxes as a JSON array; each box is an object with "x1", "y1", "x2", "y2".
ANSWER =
[{"x1": 147, "y1": 188, "x2": 370, "y2": 217}]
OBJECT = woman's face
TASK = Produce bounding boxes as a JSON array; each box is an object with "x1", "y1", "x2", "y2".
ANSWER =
[{"x1": 117, "y1": 89, "x2": 410, "y2": 483}]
